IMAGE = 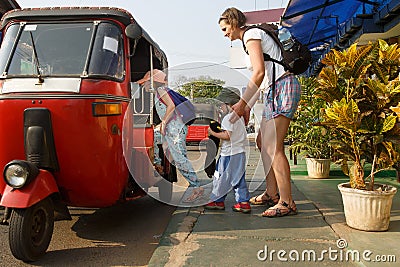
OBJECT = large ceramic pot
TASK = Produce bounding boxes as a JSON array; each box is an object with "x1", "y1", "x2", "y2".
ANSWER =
[
  {"x1": 305, "y1": 158, "x2": 331, "y2": 178},
  {"x1": 338, "y1": 182, "x2": 398, "y2": 231}
]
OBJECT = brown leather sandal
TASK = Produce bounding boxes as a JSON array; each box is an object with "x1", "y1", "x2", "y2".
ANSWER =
[
  {"x1": 249, "y1": 193, "x2": 279, "y2": 207},
  {"x1": 261, "y1": 201, "x2": 298, "y2": 217}
]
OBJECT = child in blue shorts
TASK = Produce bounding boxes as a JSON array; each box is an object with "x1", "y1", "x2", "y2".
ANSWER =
[{"x1": 205, "y1": 87, "x2": 251, "y2": 213}]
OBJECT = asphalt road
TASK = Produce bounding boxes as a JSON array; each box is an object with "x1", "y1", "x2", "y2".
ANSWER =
[
  {"x1": 0, "y1": 146, "x2": 208, "y2": 267},
  {"x1": 0, "y1": 194, "x2": 176, "y2": 267}
]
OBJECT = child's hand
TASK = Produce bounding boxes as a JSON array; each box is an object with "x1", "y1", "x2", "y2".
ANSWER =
[{"x1": 208, "y1": 127, "x2": 213, "y2": 136}]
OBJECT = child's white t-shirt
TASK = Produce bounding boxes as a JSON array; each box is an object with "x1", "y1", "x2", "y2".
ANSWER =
[
  {"x1": 219, "y1": 112, "x2": 247, "y2": 156},
  {"x1": 243, "y1": 28, "x2": 286, "y2": 89}
]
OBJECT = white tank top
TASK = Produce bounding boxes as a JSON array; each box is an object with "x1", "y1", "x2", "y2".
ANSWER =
[{"x1": 243, "y1": 28, "x2": 286, "y2": 89}]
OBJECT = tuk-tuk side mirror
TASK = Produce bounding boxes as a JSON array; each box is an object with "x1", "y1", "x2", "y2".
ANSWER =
[
  {"x1": 130, "y1": 82, "x2": 141, "y2": 99},
  {"x1": 125, "y1": 24, "x2": 142, "y2": 40}
]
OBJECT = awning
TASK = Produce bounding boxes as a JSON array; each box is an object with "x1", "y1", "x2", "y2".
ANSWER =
[
  {"x1": 282, "y1": 0, "x2": 366, "y2": 48},
  {"x1": 282, "y1": 0, "x2": 400, "y2": 75}
]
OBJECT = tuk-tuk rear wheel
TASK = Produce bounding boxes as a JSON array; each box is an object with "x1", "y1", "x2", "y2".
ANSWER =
[{"x1": 9, "y1": 197, "x2": 54, "y2": 262}]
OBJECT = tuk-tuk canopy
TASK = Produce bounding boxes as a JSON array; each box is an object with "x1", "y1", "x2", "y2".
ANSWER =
[
  {"x1": 282, "y1": 0, "x2": 400, "y2": 75},
  {"x1": 0, "y1": 0, "x2": 19, "y2": 17},
  {"x1": 1, "y1": 7, "x2": 135, "y2": 27},
  {"x1": 0, "y1": 7, "x2": 168, "y2": 71}
]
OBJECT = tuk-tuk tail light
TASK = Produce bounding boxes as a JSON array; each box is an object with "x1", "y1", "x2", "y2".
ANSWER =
[{"x1": 93, "y1": 102, "x2": 122, "y2": 116}]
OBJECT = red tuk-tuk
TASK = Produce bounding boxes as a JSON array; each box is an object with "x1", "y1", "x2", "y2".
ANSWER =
[{"x1": 0, "y1": 7, "x2": 173, "y2": 262}]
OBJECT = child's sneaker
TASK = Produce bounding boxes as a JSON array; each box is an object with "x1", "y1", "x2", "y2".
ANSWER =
[
  {"x1": 204, "y1": 201, "x2": 225, "y2": 210},
  {"x1": 232, "y1": 202, "x2": 251, "y2": 213}
]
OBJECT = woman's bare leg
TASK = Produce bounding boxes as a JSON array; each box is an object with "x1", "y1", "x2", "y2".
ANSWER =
[
  {"x1": 256, "y1": 129, "x2": 278, "y2": 200},
  {"x1": 260, "y1": 115, "x2": 293, "y2": 205}
]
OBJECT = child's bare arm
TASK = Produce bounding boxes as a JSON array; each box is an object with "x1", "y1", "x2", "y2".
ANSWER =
[{"x1": 208, "y1": 128, "x2": 230, "y2": 140}]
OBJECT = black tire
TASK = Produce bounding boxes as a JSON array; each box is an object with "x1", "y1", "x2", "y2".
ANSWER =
[{"x1": 9, "y1": 197, "x2": 54, "y2": 262}]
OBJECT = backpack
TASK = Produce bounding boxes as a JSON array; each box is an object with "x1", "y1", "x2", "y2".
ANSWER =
[
  {"x1": 204, "y1": 120, "x2": 221, "y2": 178},
  {"x1": 158, "y1": 88, "x2": 196, "y2": 125},
  {"x1": 242, "y1": 23, "x2": 311, "y2": 75}
]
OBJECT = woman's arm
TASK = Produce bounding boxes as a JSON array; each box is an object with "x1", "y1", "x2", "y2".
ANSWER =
[
  {"x1": 231, "y1": 39, "x2": 265, "y2": 123},
  {"x1": 158, "y1": 88, "x2": 176, "y2": 123},
  {"x1": 157, "y1": 88, "x2": 176, "y2": 134},
  {"x1": 246, "y1": 39, "x2": 266, "y2": 93}
]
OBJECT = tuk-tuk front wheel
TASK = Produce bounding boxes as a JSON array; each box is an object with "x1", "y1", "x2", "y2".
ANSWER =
[{"x1": 9, "y1": 197, "x2": 54, "y2": 262}]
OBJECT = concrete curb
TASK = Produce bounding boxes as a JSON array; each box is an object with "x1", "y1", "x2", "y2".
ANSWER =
[{"x1": 149, "y1": 154, "x2": 400, "y2": 267}]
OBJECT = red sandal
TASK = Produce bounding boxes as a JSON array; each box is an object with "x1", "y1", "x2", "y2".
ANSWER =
[{"x1": 261, "y1": 201, "x2": 298, "y2": 217}]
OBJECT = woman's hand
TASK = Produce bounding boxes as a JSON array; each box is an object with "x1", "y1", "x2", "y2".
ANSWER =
[
  {"x1": 243, "y1": 105, "x2": 251, "y2": 125},
  {"x1": 230, "y1": 100, "x2": 245, "y2": 123},
  {"x1": 230, "y1": 100, "x2": 250, "y2": 125},
  {"x1": 160, "y1": 120, "x2": 166, "y2": 135}
]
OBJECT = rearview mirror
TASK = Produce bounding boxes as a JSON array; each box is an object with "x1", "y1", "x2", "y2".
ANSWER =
[{"x1": 125, "y1": 24, "x2": 142, "y2": 39}]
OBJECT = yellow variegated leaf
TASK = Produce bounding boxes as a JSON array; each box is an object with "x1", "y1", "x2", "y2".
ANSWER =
[
  {"x1": 390, "y1": 104, "x2": 400, "y2": 117},
  {"x1": 348, "y1": 99, "x2": 359, "y2": 114},
  {"x1": 325, "y1": 107, "x2": 339, "y2": 120},
  {"x1": 382, "y1": 114, "x2": 397, "y2": 133},
  {"x1": 389, "y1": 82, "x2": 400, "y2": 95}
]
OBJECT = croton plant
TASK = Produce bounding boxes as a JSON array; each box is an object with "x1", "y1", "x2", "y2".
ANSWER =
[{"x1": 317, "y1": 39, "x2": 400, "y2": 190}]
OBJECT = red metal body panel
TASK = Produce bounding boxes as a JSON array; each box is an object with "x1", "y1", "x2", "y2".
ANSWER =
[
  {"x1": 132, "y1": 126, "x2": 154, "y2": 147},
  {"x1": 0, "y1": 8, "x2": 168, "y2": 209},
  {"x1": 130, "y1": 126, "x2": 155, "y2": 186},
  {"x1": 130, "y1": 147, "x2": 156, "y2": 186},
  {"x1": 0, "y1": 88, "x2": 131, "y2": 207},
  {"x1": 0, "y1": 183, "x2": 4, "y2": 198},
  {"x1": 186, "y1": 125, "x2": 209, "y2": 142},
  {"x1": 0, "y1": 169, "x2": 58, "y2": 208}
]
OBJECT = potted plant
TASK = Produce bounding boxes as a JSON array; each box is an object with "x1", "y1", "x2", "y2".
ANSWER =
[
  {"x1": 288, "y1": 77, "x2": 332, "y2": 178},
  {"x1": 389, "y1": 104, "x2": 400, "y2": 182},
  {"x1": 317, "y1": 39, "x2": 400, "y2": 231}
]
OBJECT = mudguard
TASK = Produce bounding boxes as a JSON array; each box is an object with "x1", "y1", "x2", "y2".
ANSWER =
[{"x1": 0, "y1": 169, "x2": 58, "y2": 208}]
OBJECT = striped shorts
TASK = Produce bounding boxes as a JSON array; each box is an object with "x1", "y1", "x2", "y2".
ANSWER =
[{"x1": 263, "y1": 74, "x2": 301, "y2": 121}]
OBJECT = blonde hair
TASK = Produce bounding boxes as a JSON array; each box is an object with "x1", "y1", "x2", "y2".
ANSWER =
[{"x1": 219, "y1": 7, "x2": 246, "y2": 29}]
